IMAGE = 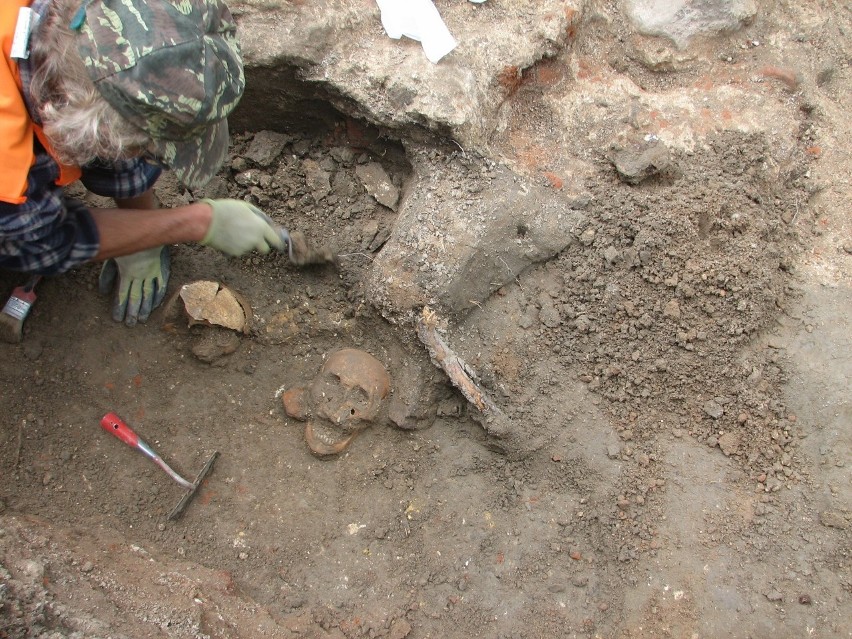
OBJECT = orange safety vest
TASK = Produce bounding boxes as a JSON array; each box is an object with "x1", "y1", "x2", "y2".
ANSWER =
[{"x1": 1, "y1": 0, "x2": 81, "y2": 204}]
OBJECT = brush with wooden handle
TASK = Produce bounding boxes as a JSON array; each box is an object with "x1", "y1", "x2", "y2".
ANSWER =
[{"x1": 0, "y1": 275, "x2": 42, "y2": 344}]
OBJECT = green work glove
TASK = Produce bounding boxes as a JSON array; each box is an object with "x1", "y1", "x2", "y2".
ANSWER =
[
  {"x1": 98, "y1": 246, "x2": 170, "y2": 327},
  {"x1": 200, "y1": 199, "x2": 285, "y2": 256}
]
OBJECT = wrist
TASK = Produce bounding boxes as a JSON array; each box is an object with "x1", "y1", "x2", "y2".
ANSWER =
[{"x1": 191, "y1": 200, "x2": 215, "y2": 243}]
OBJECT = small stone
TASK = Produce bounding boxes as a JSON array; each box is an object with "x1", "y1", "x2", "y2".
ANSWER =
[
  {"x1": 766, "y1": 590, "x2": 783, "y2": 602},
  {"x1": 819, "y1": 511, "x2": 848, "y2": 529},
  {"x1": 302, "y1": 159, "x2": 332, "y2": 201},
  {"x1": 244, "y1": 130, "x2": 290, "y2": 166},
  {"x1": 540, "y1": 306, "x2": 561, "y2": 328},
  {"x1": 572, "y1": 575, "x2": 589, "y2": 587},
  {"x1": 355, "y1": 162, "x2": 399, "y2": 210},
  {"x1": 579, "y1": 228, "x2": 596, "y2": 246},
  {"x1": 663, "y1": 299, "x2": 681, "y2": 320},
  {"x1": 703, "y1": 400, "x2": 724, "y2": 419},
  {"x1": 612, "y1": 141, "x2": 671, "y2": 184},
  {"x1": 798, "y1": 594, "x2": 812, "y2": 605},
  {"x1": 388, "y1": 619, "x2": 412, "y2": 639},
  {"x1": 718, "y1": 433, "x2": 741, "y2": 456}
]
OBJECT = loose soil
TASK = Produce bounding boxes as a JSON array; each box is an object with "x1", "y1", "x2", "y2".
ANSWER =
[{"x1": 1, "y1": 3, "x2": 850, "y2": 638}]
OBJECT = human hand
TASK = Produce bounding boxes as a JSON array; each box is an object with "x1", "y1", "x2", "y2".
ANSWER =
[
  {"x1": 200, "y1": 199, "x2": 285, "y2": 256},
  {"x1": 98, "y1": 246, "x2": 170, "y2": 327}
]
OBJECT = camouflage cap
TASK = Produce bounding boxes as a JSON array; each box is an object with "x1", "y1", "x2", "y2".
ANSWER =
[{"x1": 73, "y1": 0, "x2": 245, "y2": 189}]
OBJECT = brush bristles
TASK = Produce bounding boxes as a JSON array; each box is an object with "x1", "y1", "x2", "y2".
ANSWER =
[{"x1": 0, "y1": 312, "x2": 24, "y2": 343}]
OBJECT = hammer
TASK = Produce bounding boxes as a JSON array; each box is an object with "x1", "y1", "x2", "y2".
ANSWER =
[{"x1": 100, "y1": 413, "x2": 219, "y2": 520}]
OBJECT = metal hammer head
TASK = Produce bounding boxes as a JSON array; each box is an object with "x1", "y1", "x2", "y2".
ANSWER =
[{"x1": 167, "y1": 451, "x2": 220, "y2": 521}]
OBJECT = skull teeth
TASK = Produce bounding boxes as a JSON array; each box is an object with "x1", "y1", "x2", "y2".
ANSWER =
[
  {"x1": 305, "y1": 422, "x2": 365, "y2": 457},
  {"x1": 314, "y1": 427, "x2": 342, "y2": 445}
]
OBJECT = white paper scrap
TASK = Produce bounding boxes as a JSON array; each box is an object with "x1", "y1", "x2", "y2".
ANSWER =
[{"x1": 375, "y1": 0, "x2": 458, "y2": 64}]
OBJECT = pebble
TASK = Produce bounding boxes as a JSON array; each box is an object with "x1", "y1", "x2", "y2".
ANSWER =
[
  {"x1": 718, "y1": 433, "x2": 740, "y2": 456},
  {"x1": 703, "y1": 400, "x2": 724, "y2": 419},
  {"x1": 388, "y1": 619, "x2": 412, "y2": 639},
  {"x1": 663, "y1": 299, "x2": 681, "y2": 320},
  {"x1": 819, "y1": 511, "x2": 848, "y2": 529}
]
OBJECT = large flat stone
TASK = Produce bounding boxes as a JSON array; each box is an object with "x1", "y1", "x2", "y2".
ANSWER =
[
  {"x1": 624, "y1": 0, "x2": 757, "y2": 49},
  {"x1": 230, "y1": 0, "x2": 577, "y2": 149}
]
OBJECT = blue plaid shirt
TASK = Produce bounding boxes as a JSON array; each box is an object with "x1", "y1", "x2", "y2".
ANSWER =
[{"x1": 0, "y1": 0, "x2": 161, "y2": 275}]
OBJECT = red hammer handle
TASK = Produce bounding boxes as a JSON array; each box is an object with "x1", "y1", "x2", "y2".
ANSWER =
[{"x1": 100, "y1": 412, "x2": 140, "y2": 448}]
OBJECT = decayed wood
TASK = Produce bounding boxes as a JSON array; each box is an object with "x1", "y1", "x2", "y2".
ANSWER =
[{"x1": 415, "y1": 306, "x2": 506, "y2": 421}]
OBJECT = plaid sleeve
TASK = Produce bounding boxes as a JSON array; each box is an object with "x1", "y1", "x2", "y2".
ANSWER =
[
  {"x1": 0, "y1": 152, "x2": 161, "y2": 276},
  {"x1": 80, "y1": 157, "x2": 161, "y2": 200},
  {"x1": 0, "y1": 149, "x2": 100, "y2": 276}
]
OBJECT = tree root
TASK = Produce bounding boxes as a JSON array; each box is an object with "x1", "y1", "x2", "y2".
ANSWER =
[{"x1": 415, "y1": 306, "x2": 517, "y2": 453}]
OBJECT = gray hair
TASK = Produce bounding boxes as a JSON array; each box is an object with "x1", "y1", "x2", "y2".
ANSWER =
[{"x1": 28, "y1": 0, "x2": 151, "y2": 166}]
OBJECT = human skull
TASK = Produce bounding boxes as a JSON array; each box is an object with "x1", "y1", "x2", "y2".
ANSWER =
[{"x1": 282, "y1": 348, "x2": 391, "y2": 457}]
